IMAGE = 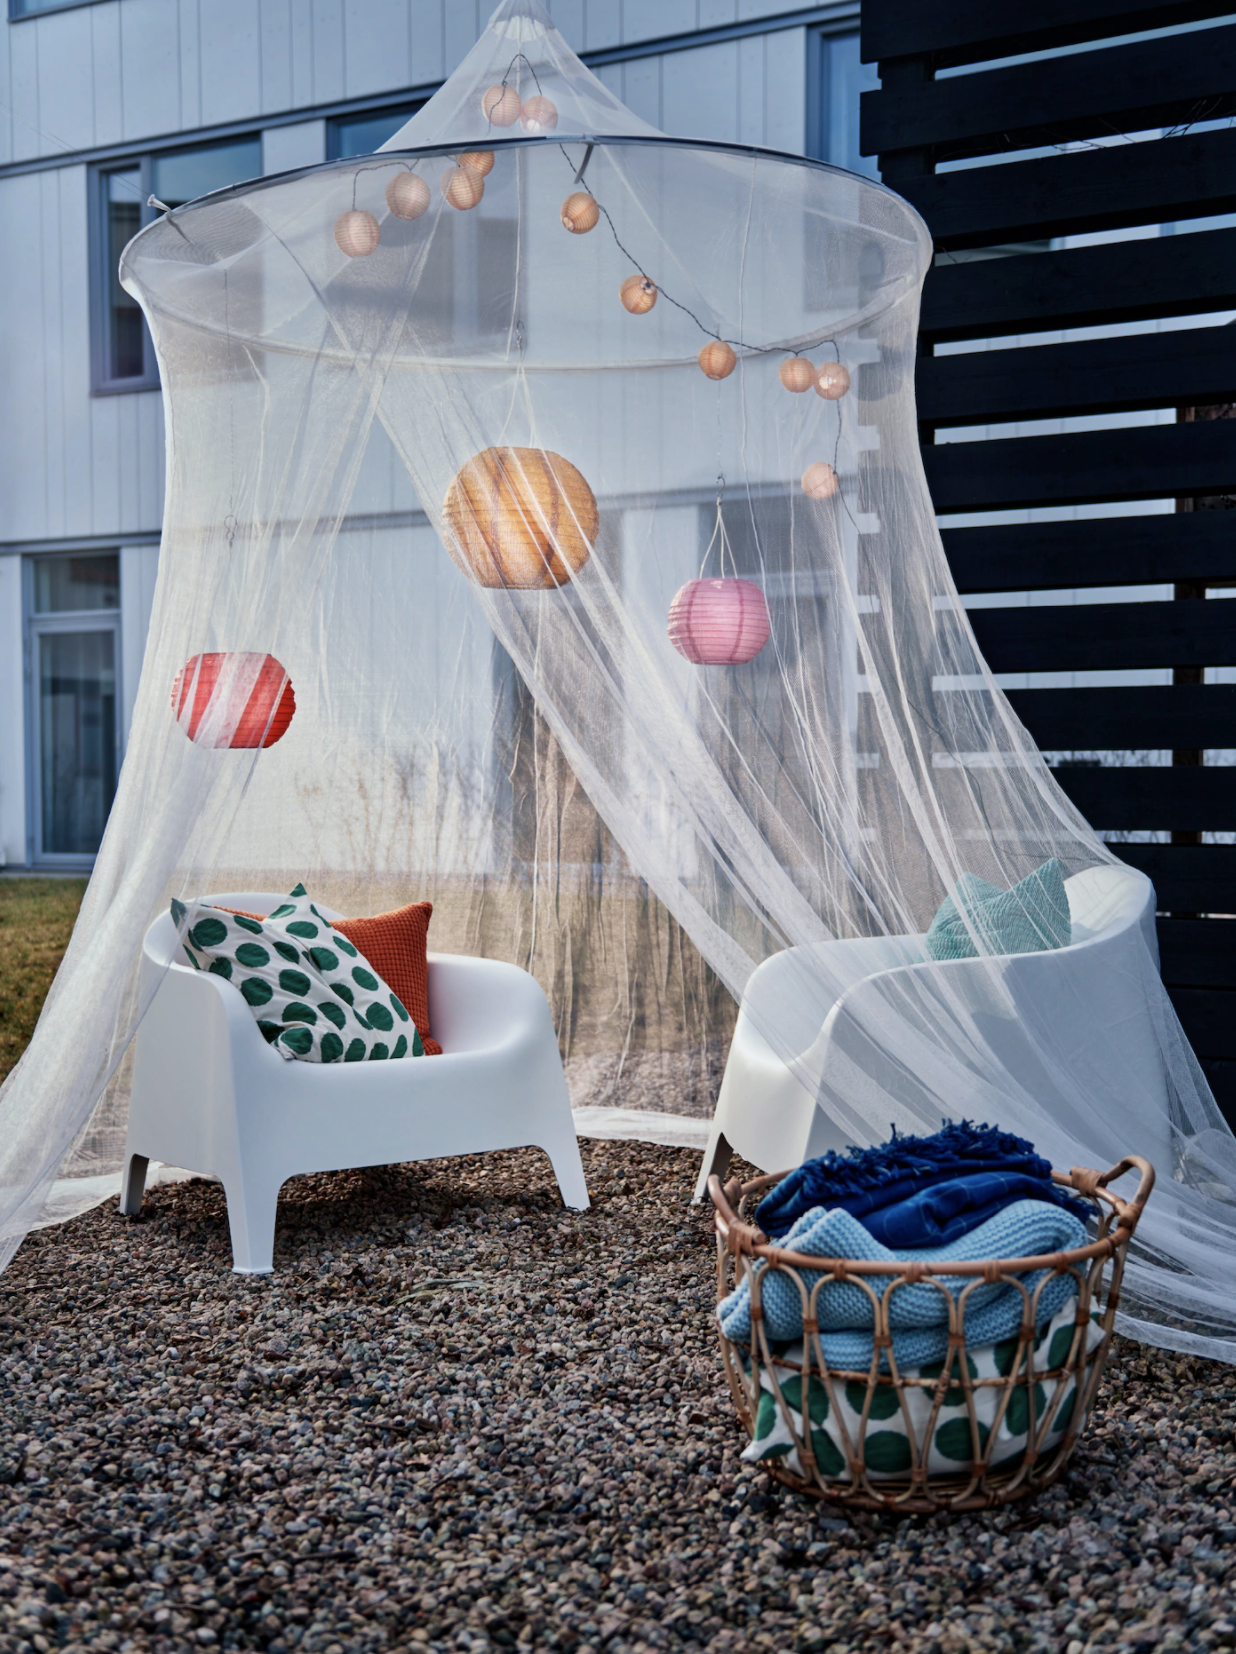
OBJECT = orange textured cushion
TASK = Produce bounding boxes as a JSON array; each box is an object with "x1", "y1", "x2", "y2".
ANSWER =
[{"x1": 333, "y1": 902, "x2": 441, "y2": 1056}]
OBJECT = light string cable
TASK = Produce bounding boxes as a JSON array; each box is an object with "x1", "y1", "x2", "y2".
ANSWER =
[{"x1": 556, "y1": 141, "x2": 840, "y2": 365}]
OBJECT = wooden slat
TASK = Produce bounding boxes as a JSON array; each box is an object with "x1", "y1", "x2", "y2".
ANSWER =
[
  {"x1": 968, "y1": 598, "x2": 1236, "y2": 672},
  {"x1": 1165, "y1": 987, "x2": 1236, "y2": 1057},
  {"x1": 1197, "y1": 1056, "x2": 1236, "y2": 1121},
  {"x1": 862, "y1": 23, "x2": 1236, "y2": 161},
  {"x1": 917, "y1": 325, "x2": 1236, "y2": 427},
  {"x1": 1052, "y1": 765, "x2": 1236, "y2": 830},
  {"x1": 1008, "y1": 685, "x2": 1236, "y2": 750},
  {"x1": 922, "y1": 418, "x2": 1236, "y2": 512},
  {"x1": 920, "y1": 227, "x2": 1236, "y2": 345},
  {"x1": 942, "y1": 512, "x2": 1236, "y2": 594},
  {"x1": 862, "y1": 0, "x2": 1233, "y2": 67},
  {"x1": 1116, "y1": 843, "x2": 1236, "y2": 911},
  {"x1": 897, "y1": 126, "x2": 1236, "y2": 249},
  {"x1": 1157, "y1": 915, "x2": 1236, "y2": 985}
]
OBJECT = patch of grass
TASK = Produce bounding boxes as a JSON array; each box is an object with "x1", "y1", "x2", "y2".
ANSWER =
[{"x1": 0, "y1": 877, "x2": 87, "y2": 1084}]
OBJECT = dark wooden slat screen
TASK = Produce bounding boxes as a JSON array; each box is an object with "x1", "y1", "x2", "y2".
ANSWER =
[
  {"x1": 863, "y1": 23, "x2": 1236, "y2": 160},
  {"x1": 917, "y1": 326, "x2": 1236, "y2": 426},
  {"x1": 898, "y1": 127, "x2": 1236, "y2": 250},
  {"x1": 863, "y1": 0, "x2": 1231, "y2": 65},
  {"x1": 921, "y1": 229, "x2": 1236, "y2": 343},
  {"x1": 1008, "y1": 684, "x2": 1236, "y2": 748},
  {"x1": 970, "y1": 600, "x2": 1236, "y2": 673},
  {"x1": 941, "y1": 513, "x2": 1236, "y2": 593},
  {"x1": 862, "y1": 1, "x2": 1236, "y2": 1125},
  {"x1": 923, "y1": 420, "x2": 1236, "y2": 512}
]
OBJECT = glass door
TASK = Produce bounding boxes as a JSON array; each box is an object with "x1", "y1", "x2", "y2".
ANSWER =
[{"x1": 26, "y1": 553, "x2": 122, "y2": 867}]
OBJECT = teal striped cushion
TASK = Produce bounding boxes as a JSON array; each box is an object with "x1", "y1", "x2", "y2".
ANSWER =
[{"x1": 926, "y1": 858, "x2": 1071, "y2": 961}]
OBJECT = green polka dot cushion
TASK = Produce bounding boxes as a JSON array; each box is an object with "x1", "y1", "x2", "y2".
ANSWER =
[
  {"x1": 170, "y1": 884, "x2": 425, "y2": 1064},
  {"x1": 740, "y1": 1297, "x2": 1104, "y2": 1482}
]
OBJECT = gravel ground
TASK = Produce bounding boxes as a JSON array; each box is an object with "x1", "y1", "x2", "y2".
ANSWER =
[{"x1": 0, "y1": 1138, "x2": 1233, "y2": 1654}]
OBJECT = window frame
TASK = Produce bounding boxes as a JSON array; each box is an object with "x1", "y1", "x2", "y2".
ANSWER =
[
  {"x1": 89, "y1": 135, "x2": 263, "y2": 396},
  {"x1": 22, "y1": 551, "x2": 123, "y2": 870},
  {"x1": 326, "y1": 102, "x2": 426, "y2": 161},
  {"x1": 89, "y1": 156, "x2": 159, "y2": 395}
]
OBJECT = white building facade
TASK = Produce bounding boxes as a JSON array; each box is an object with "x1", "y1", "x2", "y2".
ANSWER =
[{"x1": 0, "y1": 0, "x2": 872, "y2": 871}]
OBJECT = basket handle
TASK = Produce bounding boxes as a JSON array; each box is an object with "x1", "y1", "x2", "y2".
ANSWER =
[{"x1": 1070, "y1": 1154, "x2": 1155, "y2": 1233}]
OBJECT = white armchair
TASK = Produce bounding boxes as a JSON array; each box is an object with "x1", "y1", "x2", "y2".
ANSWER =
[
  {"x1": 124, "y1": 892, "x2": 589, "y2": 1271},
  {"x1": 694, "y1": 864, "x2": 1171, "y2": 1198}
]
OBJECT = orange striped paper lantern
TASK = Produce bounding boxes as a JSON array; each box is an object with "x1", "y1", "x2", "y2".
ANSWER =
[
  {"x1": 172, "y1": 653, "x2": 296, "y2": 748},
  {"x1": 667, "y1": 579, "x2": 771, "y2": 666}
]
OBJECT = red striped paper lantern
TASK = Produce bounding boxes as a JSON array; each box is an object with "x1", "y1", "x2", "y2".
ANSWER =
[
  {"x1": 172, "y1": 653, "x2": 296, "y2": 748},
  {"x1": 667, "y1": 579, "x2": 771, "y2": 666}
]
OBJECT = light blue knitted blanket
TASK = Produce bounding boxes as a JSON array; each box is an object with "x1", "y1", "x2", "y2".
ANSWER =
[{"x1": 718, "y1": 1198, "x2": 1088, "y2": 1371}]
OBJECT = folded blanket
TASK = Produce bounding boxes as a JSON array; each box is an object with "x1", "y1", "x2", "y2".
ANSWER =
[
  {"x1": 756, "y1": 1119, "x2": 1090, "y2": 1241},
  {"x1": 718, "y1": 1198, "x2": 1089, "y2": 1369},
  {"x1": 742, "y1": 1297, "x2": 1105, "y2": 1481}
]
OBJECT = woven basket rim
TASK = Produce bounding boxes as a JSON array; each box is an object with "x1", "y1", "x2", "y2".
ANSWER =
[{"x1": 709, "y1": 1154, "x2": 1154, "y2": 1276}]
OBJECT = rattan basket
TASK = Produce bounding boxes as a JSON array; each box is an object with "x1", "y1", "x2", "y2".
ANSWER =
[{"x1": 710, "y1": 1155, "x2": 1154, "y2": 1513}]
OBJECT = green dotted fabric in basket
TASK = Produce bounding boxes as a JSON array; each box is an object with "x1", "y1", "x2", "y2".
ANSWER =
[
  {"x1": 742, "y1": 1298, "x2": 1105, "y2": 1481},
  {"x1": 171, "y1": 884, "x2": 425, "y2": 1064}
]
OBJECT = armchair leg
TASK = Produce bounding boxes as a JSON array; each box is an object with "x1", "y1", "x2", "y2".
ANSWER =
[
  {"x1": 540, "y1": 1127, "x2": 590, "y2": 1213},
  {"x1": 120, "y1": 1153, "x2": 149, "y2": 1216},
  {"x1": 224, "y1": 1173, "x2": 283, "y2": 1274},
  {"x1": 692, "y1": 1128, "x2": 732, "y2": 1204}
]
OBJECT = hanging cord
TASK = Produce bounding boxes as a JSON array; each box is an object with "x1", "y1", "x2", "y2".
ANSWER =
[
  {"x1": 698, "y1": 477, "x2": 738, "y2": 579},
  {"x1": 222, "y1": 270, "x2": 237, "y2": 547},
  {"x1": 483, "y1": 52, "x2": 545, "y2": 130}
]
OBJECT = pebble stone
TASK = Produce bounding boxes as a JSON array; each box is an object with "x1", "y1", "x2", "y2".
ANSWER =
[{"x1": 0, "y1": 1139, "x2": 1233, "y2": 1654}]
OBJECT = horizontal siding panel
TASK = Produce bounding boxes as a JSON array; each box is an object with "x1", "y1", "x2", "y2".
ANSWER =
[
  {"x1": 917, "y1": 324, "x2": 1236, "y2": 428},
  {"x1": 970, "y1": 599, "x2": 1236, "y2": 673},
  {"x1": 1052, "y1": 765, "x2": 1236, "y2": 831},
  {"x1": 923, "y1": 419, "x2": 1236, "y2": 512},
  {"x1": 1008, "y1": 685, "x2": 1236, "y2": 751},
  {"x1": 942, "y1": 511, "x2": 1236, "y2": 594},
  {"x1": 1158, "y1": 916, "x2": 1236, "y2": 986},
  {"x1": 861, "y1": 0, "x2": 1233, "y2": 66},
  {"x1": 862, "y1": 23, "x2": 1236, "y2": 160},
  {"x1": 1117, "y1": 844, "x2": 1236, "y2": 912},
  {"x1": 897, "y1": 127, "x2": 1236, "y2": 249},
  {"x1": 920, "y1": 227, "x2": 1236, "y2": 345}
]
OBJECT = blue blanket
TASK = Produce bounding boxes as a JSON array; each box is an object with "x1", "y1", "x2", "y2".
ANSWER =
[
  {"x1": 718, "y1": 1197, "x2": 1088, "y2": 1371},
  {"x1": 756, "y1": 1119, "x2": 1090, "y2": 1242}
]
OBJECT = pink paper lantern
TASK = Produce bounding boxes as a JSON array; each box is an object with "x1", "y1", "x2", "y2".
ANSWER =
[{"x1": 667, "y1": 578, "x2": 771, "y2": 666}]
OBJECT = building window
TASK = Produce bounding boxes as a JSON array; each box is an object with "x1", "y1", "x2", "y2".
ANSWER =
[
  {"x1": 329, "y1": 104, "x2": 425, "y2": 160},
  {"x1": 813, "y1": 29, "x2": 881, "y2": 179},
  {"x1": 92, "y1": 137, "x2": 262, "y2": 392},
  {"x1": 25, "y1": 553, "x2": 121, "y2": 866}
]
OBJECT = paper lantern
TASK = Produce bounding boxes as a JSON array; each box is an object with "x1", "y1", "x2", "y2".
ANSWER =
[
  {"x1": 815, "y1": 362, "x2": 851, "y2": 399},
  {"x1": 521, "y1": 95, "x2": 559, "y2": 133},
  {"x1": 482, "y1": 84, "x2": 521, "y2": 126},
  {"x1": 667, "y1": 579, "x2": 770, "y2": 666},
  {"x1": 385, "y1": 171, "x2": 430, "y2": 220},
  {"x1": 172, "y1": 653, "x2": 296, "y2": 748},
  {"x1": 779, "y1": 357, "x2": 815, "y2": 392},
  {"x1": 442, "y1": 166, "x2": 485, "y2": 210},
  {"x1": 561, "y1": 191, "x2": 599, "y2": 233},
  {"x1": 802, "y1": 462, "x2": 839, "y2": 500},
  {"x1": 442, "y1": 447, "x2": 599, "y2": 589},
  {"x1": 334, "y1": 209, "x2": 380, "y2": 257},
  {"x1": 698, "y1": 340, "x2": 737, "y2": 380},
  {"x1": 459, "y1": 150, "x2": 495, "y2": 177},
  {"x1": 620, "y1": 274, "x2": 657, "y2": 314}
]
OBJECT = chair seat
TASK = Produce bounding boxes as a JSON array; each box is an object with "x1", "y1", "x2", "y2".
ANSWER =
[
  {"x1": 694, "y1": 862, "x2": 1170, "y2": 1198},
  {"x1": 125, "y1": 893, "x2": 588, "y2": 1270}
]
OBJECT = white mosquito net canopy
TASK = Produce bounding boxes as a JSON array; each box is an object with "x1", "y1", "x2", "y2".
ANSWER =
[{"x1": 4, "y1": 0, "x2": 1236, "y2": 1361}]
